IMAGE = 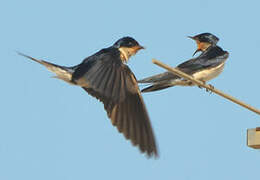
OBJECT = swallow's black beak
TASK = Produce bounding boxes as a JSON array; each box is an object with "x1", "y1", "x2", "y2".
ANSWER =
[
  {"x1": 188, "y1": 36, "x2": 201, "y2": 56},
  {"x1": 188, "y1": 36, "x2": 195, "y2": 40},
  {"x1": 192, "y1": 49, "x2": 201, "y2": 56},
  {"x1": 130, "y1": 45, "x2": 145, "y2": 55},
  {"x1": 137, "y1": 45, "x2": 145, "y2": 50},
  {"x1": 134, "y1": 45, "x2": 145, "y2": 53}
]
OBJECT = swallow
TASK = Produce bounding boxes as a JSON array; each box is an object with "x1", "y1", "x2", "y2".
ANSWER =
[
  {"x1": 18, "y1": 37, "x2": 158, "y2": 157},
  {"x1": 138, "y1": 33, "x2": 229, "y2": 92}
]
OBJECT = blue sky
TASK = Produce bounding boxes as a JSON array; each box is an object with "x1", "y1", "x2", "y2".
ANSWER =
[{"x1": 1, "y1": 0, "x2": 260, "y2": 179}]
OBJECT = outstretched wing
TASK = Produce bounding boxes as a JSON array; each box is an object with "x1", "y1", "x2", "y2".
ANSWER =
[{"x1": 73, "y1": 50, "x2": 158, "y2": 157}]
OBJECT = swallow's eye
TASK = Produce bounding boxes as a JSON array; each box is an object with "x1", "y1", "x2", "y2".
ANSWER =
[{"x1": 128, "y1": 42, "x2": 133, "y2": 46}]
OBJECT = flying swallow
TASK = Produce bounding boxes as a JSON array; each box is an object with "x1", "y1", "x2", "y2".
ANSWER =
[
  {"x1": 138, "y1": 33, "x2": 229, "y2": 92},
  {"x1": 18, "y1": 37, "x2": 158, "y2": 157}
]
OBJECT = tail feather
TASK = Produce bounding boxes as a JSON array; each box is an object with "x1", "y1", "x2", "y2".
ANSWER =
[
  {"x1": 141, "y1": 83, "x2": 173, "y2": 93},
  {"x1": 17, "y1": 52, "x2": 46, "y2": 65},
  {"x1": 18, "y1": 52, "x2": 73, "y2": 83},
  {"x1": 138, "y1": 72, "x2": 178, "y2": 83}
]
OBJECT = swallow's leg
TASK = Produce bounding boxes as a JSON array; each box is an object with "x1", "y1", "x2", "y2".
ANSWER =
[
  {"x1": 208, "y1": 84, "x2": 214, "y2": 89},
  {"x1": 206, "y1": 84, "x2": 214, "y2": 94},
  {"x1": 197, "y1": 80, "x2": 206, "y2": 89},
  {"x1": 197, "y1": 80, "x2": 213, "y2": 94},
  {"x1": 205, "y1": 84, "x2": 215, "y2": 94}
]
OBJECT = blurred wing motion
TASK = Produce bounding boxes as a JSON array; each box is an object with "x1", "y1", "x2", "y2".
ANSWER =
[
  {"x1": 18, "y1": 51, "x2": 158, "y2": 157},
  {"x1": 18, "y1": 36, "x2": 158, "y2": 157},
  {"x1": 72, "y1": 53, "x2": 158, "y2": 157}
]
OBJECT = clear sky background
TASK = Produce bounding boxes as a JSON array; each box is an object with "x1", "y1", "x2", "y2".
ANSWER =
[{"x1": 1, "y1": 0, "x2": 260, "y2": 179}]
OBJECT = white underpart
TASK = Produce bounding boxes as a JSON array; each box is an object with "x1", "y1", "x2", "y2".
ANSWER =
[
  {"x1": 192, "y1": 62, "x2": 225, "y2": 82},
  {"x1": 169, "y1": 62, "x2": 225, "y2": 86},
  {"x1": 42, "y1": 62, "x2": 73, "y2": 84}
]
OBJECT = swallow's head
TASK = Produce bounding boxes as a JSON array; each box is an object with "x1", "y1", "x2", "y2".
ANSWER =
[
  {"x1": 114, "y1": 37, "x2": 144, "y2": 62},
  {"x1": 188, "y1": 33, "x2": 219, "y2": 56}
]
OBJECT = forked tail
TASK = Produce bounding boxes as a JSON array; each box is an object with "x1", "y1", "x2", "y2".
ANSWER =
[
  {"x1": 17, "y1": 52, "x2": 74, "y2": 83},
  {"x1": 138, "y1": 72, "x2": 178, "y2": 83},
  {"x1": 141, "y1": 83, "x2": 173, "y2": 93}
]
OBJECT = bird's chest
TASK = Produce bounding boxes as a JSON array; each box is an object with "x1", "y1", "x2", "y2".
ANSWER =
[{"x1": 192, "y1": 62, "x2": 225, "y2": 82}]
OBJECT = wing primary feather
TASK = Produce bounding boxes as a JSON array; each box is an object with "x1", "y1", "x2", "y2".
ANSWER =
[
  {"x1": 110, "y1": 105, "x2": 118, "y2": 126},
  {"x1": 119, "y1": 71, "x2": 131, "y2": 139},
  {"x1": 79, "y1": 54, "x2": 158, "y2": 157},
  {"x1": 117, "y1": 106, "x2": 124, "y2": 133},
  {"x1": 111, "y1": 69, "x2": 121, "y2": 101},
  {"x1": 105, "y1": 64, "x2": 117, "y2": 97},
  {"x1": 128, "y1": 99, "x2": 136, "y2": 145},
  {"x1": 88, "y1": 63, "x2": 107, "y2": 86},
  {"x1": 94, "y1": 65, "x2": 110, "y2": 89},
  {"x1": 119, "y1": 71, "x2": 126, "y2": 101},
  {"x1": 134, "y1": 96, "x2": 145, "y2": 153},
  {"x1": 121, "y1": 102, "x2": 130, "y2": 139},
  {"x1": 99, "y1": 66, "x2": 113, "y2": 92}
]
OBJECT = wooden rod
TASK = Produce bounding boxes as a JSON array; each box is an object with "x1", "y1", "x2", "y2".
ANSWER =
[{"x1": 152, "y1": 59, "x2": 260, "y2": 115}]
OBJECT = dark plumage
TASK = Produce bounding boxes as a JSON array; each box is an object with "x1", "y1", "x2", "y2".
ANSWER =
[
  {"x1": 189, "y1": 32, "x2": 219, "y2": 45},
  {"x1": 19, "y1": 37, "x2": 158, "y2": 157},
  {"x1": 139, "y1": 33, "x2": 229, "y2": 93}
]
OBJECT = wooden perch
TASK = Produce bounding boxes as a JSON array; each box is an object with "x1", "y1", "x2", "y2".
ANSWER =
[{"x1": 152, "y1": 59, "x2": 260, "y2": 116}]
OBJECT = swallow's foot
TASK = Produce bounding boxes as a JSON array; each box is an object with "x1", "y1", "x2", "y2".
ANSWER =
[
  {"x1": 209, "y1": 84, "x2": 214, "y2": 89},
  {"x1": 187, "y1": 81, "x2": 193, "y2": 86},
  {"x1": 198, "y1": 80, "x2": 206, "y2": 89},
  {"x1": 206, "y1": 84, "x2": 214, "y2": 94}
]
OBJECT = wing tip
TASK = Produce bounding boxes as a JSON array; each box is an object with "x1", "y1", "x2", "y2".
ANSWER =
[{"x1": 145, "y1": 147, "x2": 159, "y2": 159}]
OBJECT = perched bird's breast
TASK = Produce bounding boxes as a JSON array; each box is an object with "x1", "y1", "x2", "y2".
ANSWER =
[{"x1": 192, "y1": 62, "x2": 225, "y2": 82}]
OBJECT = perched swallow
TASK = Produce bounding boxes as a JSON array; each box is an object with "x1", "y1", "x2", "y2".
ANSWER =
[
  {"x1": 139, "y1": 33, "x2": 229, "y2": 92},
  {"x1": 18, "y1": 37, "x2": 158, "y2": 157}
]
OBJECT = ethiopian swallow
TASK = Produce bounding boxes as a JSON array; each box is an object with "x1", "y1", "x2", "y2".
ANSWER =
[
  {"x1": 138, "y1": 33, "x2": 229, "y2": 92},
  {"x1": 18, "y1": 37, "x2": 158, "y2": 157}
]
